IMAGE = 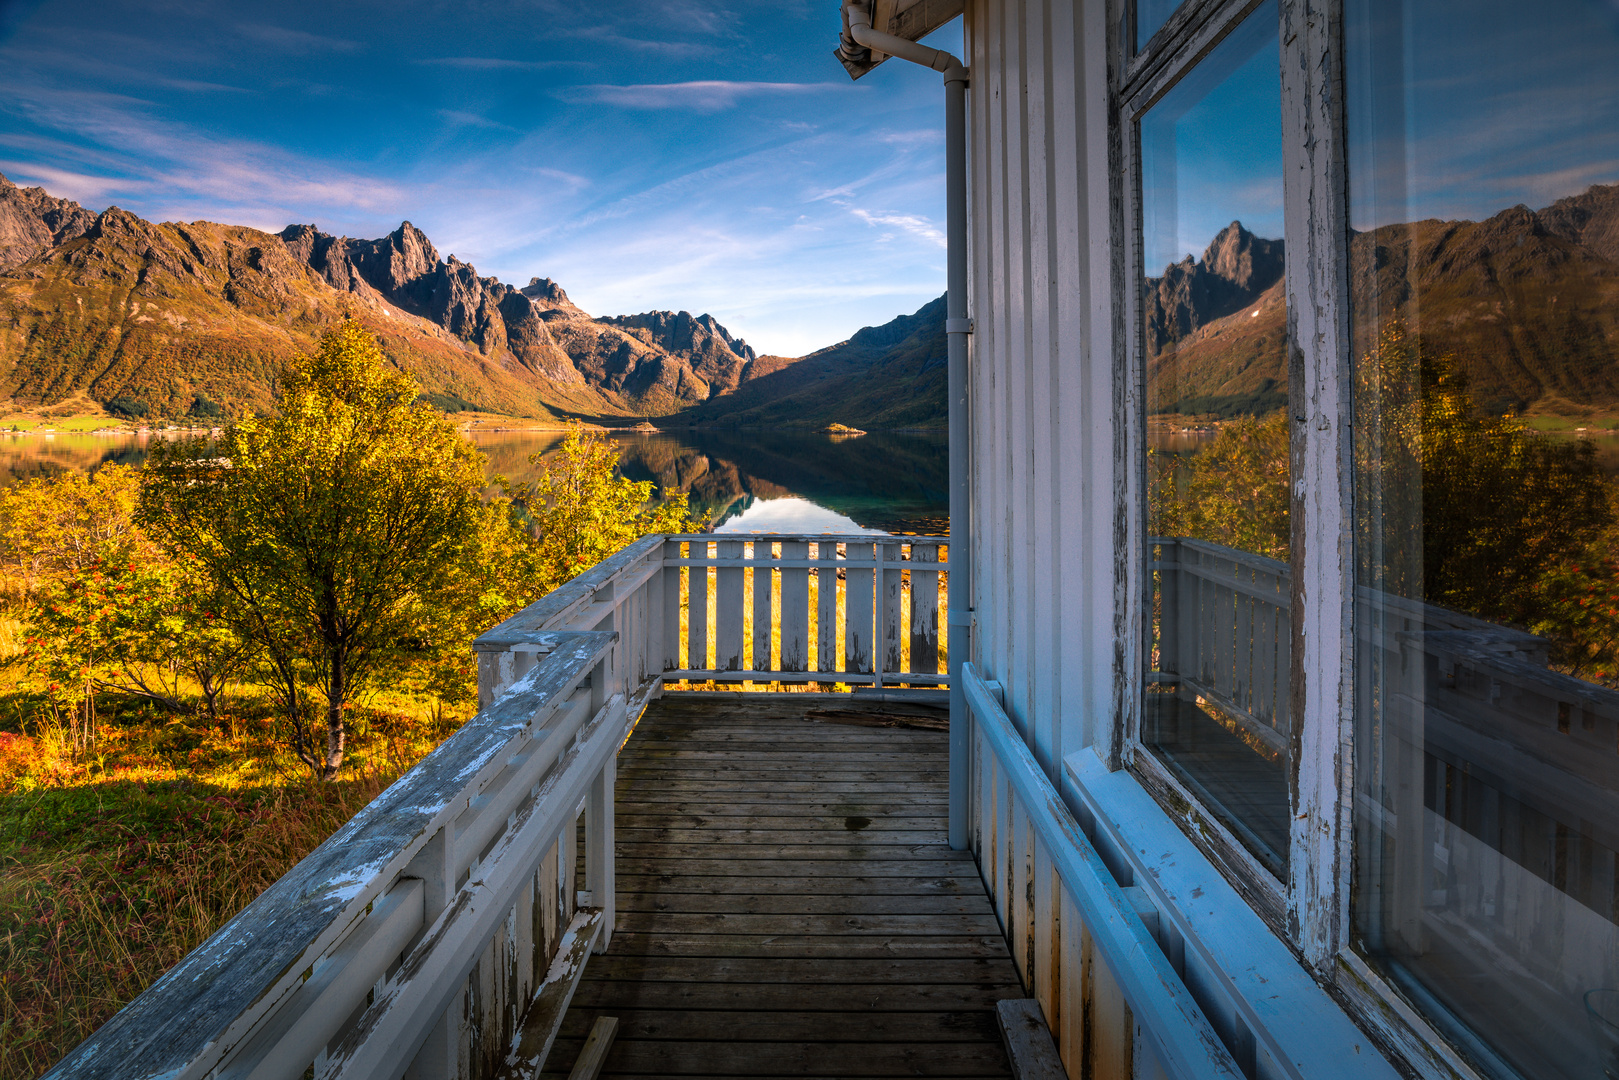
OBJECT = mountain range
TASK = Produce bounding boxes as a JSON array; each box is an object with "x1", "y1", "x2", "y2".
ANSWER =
[
  {"x1": 1147, "y1": 184, "x2": 1619, "y2": 418},
  {"x1": 0, "y1": 172, "x2": 946, "y2": 427}
]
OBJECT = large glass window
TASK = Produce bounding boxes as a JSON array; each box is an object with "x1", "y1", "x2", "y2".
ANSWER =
[
  {"x1": 1140, "y1": 2, "x2": 1290, "y2": 879},
  {"x1": 1348, "y1": 1, "x2": 1619, "y2": 1075}
]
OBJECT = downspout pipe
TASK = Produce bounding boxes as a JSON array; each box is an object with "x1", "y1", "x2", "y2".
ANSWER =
[{"x1": 839, "y1": 2, "x2": 972, "y2": 852}]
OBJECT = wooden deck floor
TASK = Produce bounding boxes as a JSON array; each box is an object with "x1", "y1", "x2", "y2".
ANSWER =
[{"x1": 544, "y1": 693, "x2": 1023, "y2": 1079}]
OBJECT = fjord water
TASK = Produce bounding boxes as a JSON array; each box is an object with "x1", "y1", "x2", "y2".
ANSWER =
[{"x1": 0, "y1": 427, "x2": 949, "y2": 536}]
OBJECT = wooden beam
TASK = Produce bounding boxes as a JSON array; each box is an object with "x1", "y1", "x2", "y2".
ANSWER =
[
  {"x1": 995, "y1": 1000, "x2": 1066, "y2": 1080},
  {"x1": 564, "y1": 1016, "x2": 619, "y2": 1080},
  {"x1": 492, "y1": 908, "x2": 604, "y2": 1080}
]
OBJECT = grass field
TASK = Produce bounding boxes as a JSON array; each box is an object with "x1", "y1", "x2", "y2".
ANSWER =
[{"x1": 0, "y1": 683, "x2": 465, "y2": 1080}]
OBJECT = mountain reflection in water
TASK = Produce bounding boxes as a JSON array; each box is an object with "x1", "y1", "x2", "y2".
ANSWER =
[
  {"x1": 471, "y1": 428, "x2": 948, "y2": 536},
  {"x1": 0, "y1": 427, "x2": 949, "y2": 536}
]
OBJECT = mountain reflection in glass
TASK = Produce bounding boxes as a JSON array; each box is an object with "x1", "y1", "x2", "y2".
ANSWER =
[
  {"x1": 1139, "y1": 1, "x2": 1289, "y2": 878},
  {"x1": 1348, "y1": 1, "x2": 1619, "y2": 1076}
]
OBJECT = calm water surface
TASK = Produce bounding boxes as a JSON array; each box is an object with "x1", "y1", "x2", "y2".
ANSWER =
[{"x1": 0, "y1": 427, "x2": 949, "y2": 535}]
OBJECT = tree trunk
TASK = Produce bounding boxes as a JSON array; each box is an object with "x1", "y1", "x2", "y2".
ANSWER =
[{"x1": 322, "y1": 654, "x2": 346, "y2": 781}]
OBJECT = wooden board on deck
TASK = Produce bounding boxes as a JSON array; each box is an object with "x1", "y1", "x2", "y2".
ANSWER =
[{"x1": 548, "y1": 695, "x2": 1020, "y2": 1078}]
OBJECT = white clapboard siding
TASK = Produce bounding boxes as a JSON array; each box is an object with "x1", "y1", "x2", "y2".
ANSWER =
[{"x1": 966, "y1": 0, "x2": 1117, "y2": 778}]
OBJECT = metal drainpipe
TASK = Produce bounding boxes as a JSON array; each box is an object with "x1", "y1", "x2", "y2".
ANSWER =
[{"x1": 839, "y1": 3, "x2": 972, "y2": 851}]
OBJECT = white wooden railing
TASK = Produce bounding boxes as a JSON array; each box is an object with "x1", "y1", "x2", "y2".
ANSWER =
[
  {"x1": 46, "y1": 630, "x2": 623, "y2": 1080},
  {"x1": 961, "y1": 663, "x2": 1242, "y2": 1079},
  {"x1": 660, "y1": 534, "x2": 948, "y2": 686},
  {"x1": 43, "y1": 531, "x2": 951, "y2": 1080},
  {"x1": 1150, "y1": 534, "x2": 1619, "y2": 1023}
]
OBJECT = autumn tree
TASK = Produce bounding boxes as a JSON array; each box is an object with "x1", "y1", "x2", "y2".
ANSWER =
[
  {"x1": 506, "y1": 423, "x2": 704, "y2": 595},
  {"x1": 138, "y1": 320, "x2": 488, "y2": 780}
]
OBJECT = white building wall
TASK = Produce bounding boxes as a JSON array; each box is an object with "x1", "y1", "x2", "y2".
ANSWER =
[{"x1": 966, "y1": 0, "x2": 1116, "y2": 779}]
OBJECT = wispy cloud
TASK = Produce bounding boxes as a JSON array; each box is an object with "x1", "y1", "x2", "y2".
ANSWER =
[
  {"x1": 852, "y1": 208, "x2": 947, "y2": 247},
  {"x1": 561, "y1": 26, "x2": 714, "y2": 58},
  {"x1": 436, "y1": 109, "x2": 517, "y2": 132},
  {"x1": 235, "y1": 24, "x2": 360, "y2": 53},
  {"x1": 414, "y1": 56, "x2": 589, "y2": 71},
  {"x1": 0, "y1": 84, "x2": 403, "y2": 224},
  {"x1": 0, "y1": 161, "x2": 137, "y2": 204},
  {"x1": 556, "y1": 80, "x2": 842, "y2": 112}
]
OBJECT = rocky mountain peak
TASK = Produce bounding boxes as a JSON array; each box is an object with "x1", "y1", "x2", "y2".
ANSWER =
[
  {"x1": 601, "y1": 309, "x2": 756, "y2": 363},
  {"x1": 1202, "y1": 220, "x2": 1285, "y2": 293},
  {"x1": 0, "y1": 171, "x2": 97, "y2": 271},
  {"x1": 1144, "y1": 220, "x2": 1285, "y2": 359},
  {"x1": 1537, "y1": 183, "x2": 1619, "y2": 263}
]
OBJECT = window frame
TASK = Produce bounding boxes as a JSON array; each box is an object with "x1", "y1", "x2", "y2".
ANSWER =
[{"x1": 1109, "y1": 1, "x2": 1494, "y2": 1075}]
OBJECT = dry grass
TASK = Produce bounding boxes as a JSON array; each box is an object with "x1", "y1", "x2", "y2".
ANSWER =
[{"x1": 0, "y1": 687, "x2": 465, "y2": 1080}]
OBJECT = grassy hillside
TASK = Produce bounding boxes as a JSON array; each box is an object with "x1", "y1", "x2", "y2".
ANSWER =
[{"x1": 679, "y1": 295, "x2": 948, "y2": 430}]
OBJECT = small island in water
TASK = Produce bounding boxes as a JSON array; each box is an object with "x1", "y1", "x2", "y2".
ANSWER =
[{"x1": 820, "y1": 423, "x2": 867, "y2": 436}]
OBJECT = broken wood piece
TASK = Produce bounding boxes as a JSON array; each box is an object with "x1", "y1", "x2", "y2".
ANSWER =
[
  {"x1": 565, "y1": 1016, "x2": 619, "y2": 1080},
  {"x1": 493, "y1": 908, "x2": 603, "y2": 1080},
  {"x1": 996, "y1": 999, "x2": 1066, "y2": 1080}
]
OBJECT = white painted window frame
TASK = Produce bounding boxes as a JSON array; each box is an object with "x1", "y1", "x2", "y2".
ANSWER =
[{"x1": 1106, "y1": 0, "x2": 1495, "y2": 1075}]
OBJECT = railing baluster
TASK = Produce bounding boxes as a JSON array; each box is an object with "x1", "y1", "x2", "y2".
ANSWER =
[
  {"x1": 816, "y1": 541, "x2": 839, "y2": 679},
  {"x1": 688, "y1": 539, "x2": 709, "y2": 674},
  {"x1": 845, "y1": 541, "x2": 875, "y2": 675},
  {"x1": 910, "y1": 541, "x2": 940, "y2": 679},
  {"x1": 662, "y1": 539, "x2": 682, "y2": 674},
  {"x1": 780, "y1": 540, "x2": 810, "y2": 673},
  {"x1": 751, "y1": 539, "x2": 774, "y2": 677},
  {"x1": 880, "y1": 540, "x2": 903, "y2": 686},
  {"x1": 716, "y1": 539, "x2": 744, "y2": 672}
]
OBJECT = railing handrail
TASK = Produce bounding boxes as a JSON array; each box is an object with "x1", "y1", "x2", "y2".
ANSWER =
[
  {"x1": 475, "y1": 534, "x2": 667, "y2": 651},
  {"x1": 961, "y1": 662, "x2": 1241, "y2": 1080},
  {"x1": 45, "y1": 631, "x2": 619, "y2": 1080}
]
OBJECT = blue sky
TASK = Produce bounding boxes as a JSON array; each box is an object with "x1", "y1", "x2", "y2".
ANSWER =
[{"x1": 0, "y1": 0, "x2": 960, "y2": 356}]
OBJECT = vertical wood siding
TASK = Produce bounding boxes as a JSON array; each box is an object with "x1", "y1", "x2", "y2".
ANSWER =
[
  {"x1": 965, "y1": 1, "x2": 1144, "y2": 1073},
  {"x1": 968, "y1": 0, "x2": 1115, "y2": 775}
]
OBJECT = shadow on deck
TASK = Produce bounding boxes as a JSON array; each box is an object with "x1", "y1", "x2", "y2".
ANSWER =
[{"x1": 544, "y1": 693, "x2": 1022, "y2": 1079}]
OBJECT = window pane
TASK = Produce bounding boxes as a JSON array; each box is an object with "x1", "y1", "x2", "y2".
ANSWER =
[
  {"x1": 1140, "y1": 1, "x2": 1289, "y2": 879},
  {"x1": 1348, "y1": 1, "x2": 1619, "y2": 1075}
]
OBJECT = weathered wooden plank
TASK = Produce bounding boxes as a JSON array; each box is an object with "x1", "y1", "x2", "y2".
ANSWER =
[
  {"x1": 613, "y1": 857, "x2": 979, "y2": 878},
  {"x1": 751, "y1": 540, "x2": 775, "y2": 673},
  {"x1": 845, "y1": 541, "x2": 876, "y2": 673},
  {"x1": 663, "y1": 540, "x2": 683, "y2": 673},
  {"x1": 612, "y1": 874, "x2": 982, "y2": 897},
  {"x1": 613, "y1": 841, "x2": 968, "y2": 860},
  {"x1": 562, "y1": 1015, "x2": 616, "y2": 1080},
  {"x1": 567, "y1": 979, "x2": 1023, "y2": 1011},
  {"x1": 910, "y1": 542, "x2": 941, "y2": 677},
  {"x1": 597, "y1": 933, "x2": 1016, "y2": 959},
  {"x1": 490, "y1": 909, "x2": 603, "y2": 1080},
  {"x1": 614, "y1": 829, "x2": 950, "y2": 846},
  {"x1": 687, "y1": 540, "x2": 709, "y2": 671},
  {"x1": 881, "y1": 540, "x2": 904, "y2": 680},
  {"x1": 580, "y1": 954, "x2": 1019, "y2": 984},
  {"x1": 557, "y1": 1009, "x2": 1004, "y2": 1043},
  {"x1": 614, "y1": 813, "x2": 948, "y2": 829},
  {"x1": 612, "y1": 799, "x2": 950, "y2": 815},
  {"x1": 817, "y1": 540, "x2": 840, "y2": 675},
  {"x1": 613, "y1": 892, "x2": 994, "y2": 915},
  {"x1": 715, "y1": 539, "x2": 745, "y2": 672},
  {"x1": 996, "y1": 999, "x2": 1067, "y2": 1080},
  {"x1": 540, "y1": 1037, "x2": 1011, "y2": 1076},
  {"x1": 780, "y1": 540, "x2": 810, "y2": 672},
  {"x1": 612, "y1": 911, "x2": 1003, "y2": 935}
]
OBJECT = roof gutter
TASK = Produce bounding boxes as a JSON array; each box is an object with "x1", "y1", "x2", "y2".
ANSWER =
[{"x1": 838, "y1": 1, "x2": 972, "y2": 852}]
